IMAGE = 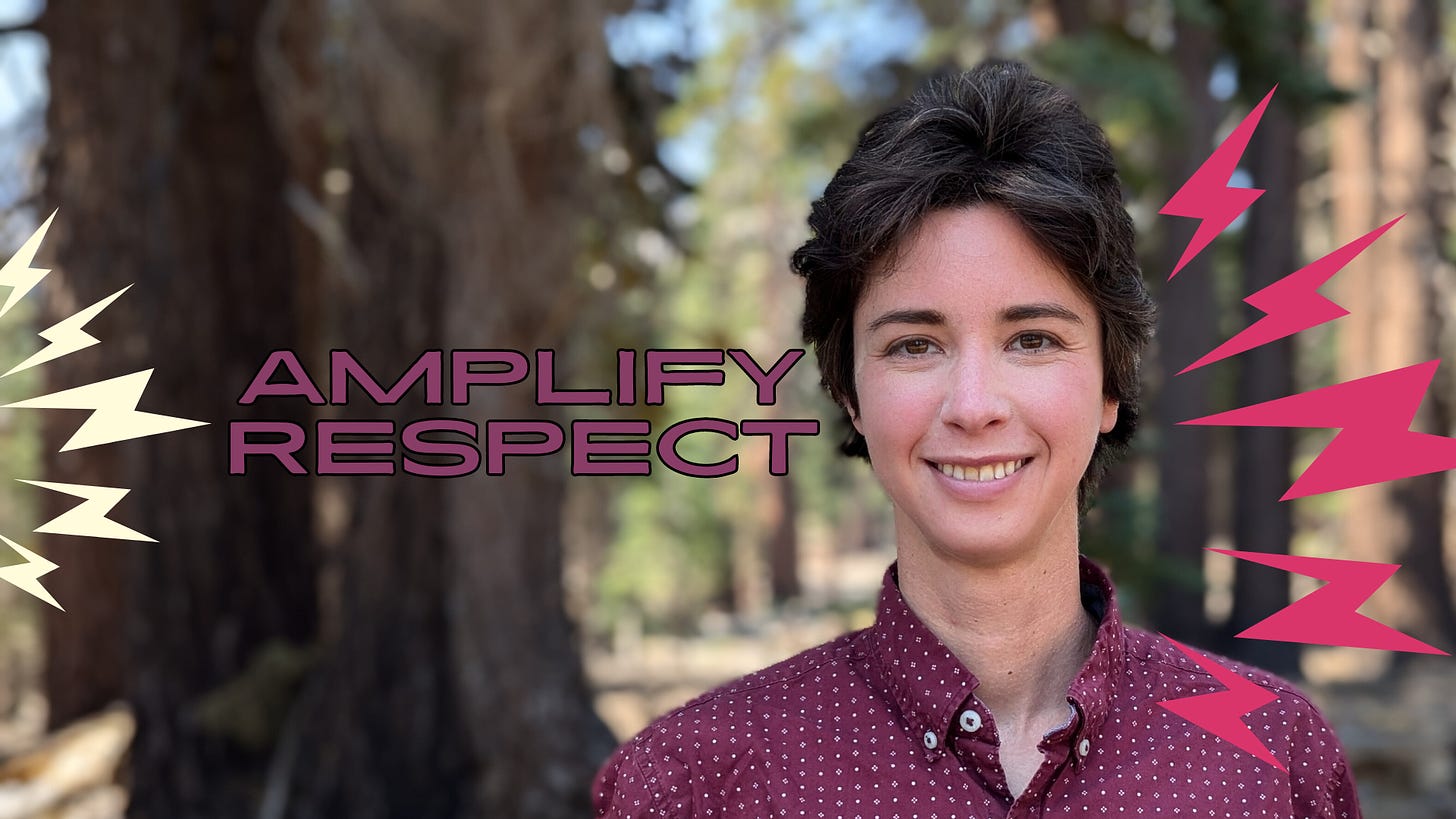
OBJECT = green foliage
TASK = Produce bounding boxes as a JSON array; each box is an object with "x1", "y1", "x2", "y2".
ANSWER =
[
  {"x1": 0, "y1": 294, "x2": 41, "y2": 533},
  {"x1": 192, "y1": 640, "x2": 316, "y2": 752},
  {"x1": 1081, "y1": 482, "x2": 1200, "y2": 626},
  {"x1": 1218, "y1": 0, "x2": 1346, "y2": 112},
  {"x1": 590, "y1": 0, "x2": 919, "y2": 633},
  {"x1": 0, "y1": 290, "x2": 44, "y2": 629},
  {"x1": 597, "y1": 474, "x2": 734, "y2": 632},
  {"x1": 1034, "y1": 30, "x2": 1186, "y2": 137}
]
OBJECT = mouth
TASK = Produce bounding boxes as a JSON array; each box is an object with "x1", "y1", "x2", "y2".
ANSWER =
[{"x1": 928, "y1": 457, "x2": 1031, "y2": 483}]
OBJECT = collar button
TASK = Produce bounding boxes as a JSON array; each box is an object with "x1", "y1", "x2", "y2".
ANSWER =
[
  {"x1": 922, "y1": 730, "x2": 939, "y2": 750},
  {"x1": 958, "y1": 708, "x2": 982, "y2": 733}
]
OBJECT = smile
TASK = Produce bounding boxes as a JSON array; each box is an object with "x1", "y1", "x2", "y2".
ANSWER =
[{"x1": 931, "y1": 458, "x2": 1029, "y2": 483}]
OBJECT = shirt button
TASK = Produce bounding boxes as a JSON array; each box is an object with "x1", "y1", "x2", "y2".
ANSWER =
[
  {"x1": 1077, "y1": 738, "x2": 1091, "y2": 757},
  {"x1": 958, "y1": 708, "x2": 982, "y2": 733},
  {"x1": 923, "y1": 730, "x2": 938, "y2": 750}
]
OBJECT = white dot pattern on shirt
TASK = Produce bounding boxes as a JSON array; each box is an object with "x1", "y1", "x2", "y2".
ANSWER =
[{"x1": 593, "y1": 557, "x2": 1362, "y2": 818}]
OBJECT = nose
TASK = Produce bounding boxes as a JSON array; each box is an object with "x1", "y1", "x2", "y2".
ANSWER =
[{"x1": 939, "y1": 348, "x2": 1012, "y2": 432}]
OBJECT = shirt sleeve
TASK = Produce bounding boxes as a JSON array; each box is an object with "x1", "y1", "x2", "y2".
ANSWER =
[
  {"x1": 593, "y1": 737, "x2": 693, "y2": 818},
  {"x1": 1282, "y1": 691, "x2": 1362, "y2": 819},
  {"x1": 1318, "y1": 759, "x2": 1363, "y2": 819}
]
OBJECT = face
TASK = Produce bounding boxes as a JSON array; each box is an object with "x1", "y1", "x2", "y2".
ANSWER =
[{"x1": 849, "y1": 205, "x2": 1117, "y2": 569}]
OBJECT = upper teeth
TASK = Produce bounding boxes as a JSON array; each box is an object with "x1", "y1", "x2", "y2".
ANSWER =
[{"x1": 938, "y1": 459, "x2": 1026, "y2": 482}]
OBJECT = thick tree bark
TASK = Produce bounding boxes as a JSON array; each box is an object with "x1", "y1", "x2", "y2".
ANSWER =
[
  {"x1": 283, "y1": 3, "x2": 617, "y2": 817},
  {"x1": 38, "y1": 2, "x2": 319, "y2": 818}
]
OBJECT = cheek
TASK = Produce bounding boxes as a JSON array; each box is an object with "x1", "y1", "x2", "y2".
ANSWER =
[
  {"x1": 854, "y1": 371, "x2": 940, "y2": 439},
  {"x1": 1014, "y1": 366, "x2": 1107, "y2": 429}
]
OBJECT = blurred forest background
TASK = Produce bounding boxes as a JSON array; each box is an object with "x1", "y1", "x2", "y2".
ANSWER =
[{"x1": 0, "y1": 0, "x2": 1453, "y2": 817}]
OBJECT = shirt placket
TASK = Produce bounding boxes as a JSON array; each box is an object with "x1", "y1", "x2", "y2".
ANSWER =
[
  {"x1": 948, "y1": 698, "x2": 1015, "y2": 807},
  {"x1": 948, "y1": 699, "x2": 1086, "y2": 819},
  {"x1": 1017, "y1": 702, "x2": 1089, "y2": 818},
  {"x1": 1007, "y1": 735, "x2": 1078, "y2": 819}
]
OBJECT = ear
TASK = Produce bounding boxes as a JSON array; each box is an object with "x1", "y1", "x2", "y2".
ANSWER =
[
  {"x1": 1100, "y1": 399, "x2": 1119, "y2": 435},
  {"x1": 847, "y1": 404, "x2": 863, "y2": 436}
]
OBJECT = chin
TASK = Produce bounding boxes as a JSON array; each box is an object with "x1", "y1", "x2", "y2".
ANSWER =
[{"x1": 923, "y1": 533, "x2": 1035, "y2": 568}]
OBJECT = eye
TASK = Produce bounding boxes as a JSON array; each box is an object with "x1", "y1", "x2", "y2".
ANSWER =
[
  {"x1": 1011, "y1": 332, "x2": 1060, "y2": 352},
  {"x1": 888, "y1": 337, "x2": 939, "y2": 356}
]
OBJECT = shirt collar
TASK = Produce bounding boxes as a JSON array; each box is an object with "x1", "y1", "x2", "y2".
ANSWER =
[{"x1": 865, "y1": 555, "x2": 1127, "y2": 765}]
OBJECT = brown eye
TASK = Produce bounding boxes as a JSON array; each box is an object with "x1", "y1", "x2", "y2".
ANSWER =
[
  {"x1": 1015, "y1": 332, "x2": 1050, "y2": 351},
  {"x1": 904, "y1": 338, "x2": 931, "y2": 355}
]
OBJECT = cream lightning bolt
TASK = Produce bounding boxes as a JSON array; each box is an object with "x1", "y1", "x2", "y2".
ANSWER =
[
  {"x1": 0, "y1": 210, "x2": 55, "y2": 318},
  {"x1": 0, "y1": 213, "x2": 206, "y2": 607},
  {"x1": 4, "y1": 370, "x2": 207, "y2": 451},
  {"x1": 0, "y1": 536, "x2": 61, "y2": 610},
  {"x1": 3, "y1": 284, "x2": 132, "y2": 377},
  {"x1": 19, "y1": 480, "x2": 157, "y2": 542}
]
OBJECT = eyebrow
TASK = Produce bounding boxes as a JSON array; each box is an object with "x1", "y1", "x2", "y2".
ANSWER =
[
  {"x1": 865, "y1": 309, "x2": 946, "y2": 333},
  {"x1": 1000, "y1": 302, "x2": 1085, "y2": 325},
  {"x1": 864, "y1": 302, "x2": 1085, "y2": 332}
]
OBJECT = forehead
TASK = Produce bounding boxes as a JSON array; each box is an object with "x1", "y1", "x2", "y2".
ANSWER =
[{"x1": 854, "y1": 206, "x2": 1095, "y2": 322}]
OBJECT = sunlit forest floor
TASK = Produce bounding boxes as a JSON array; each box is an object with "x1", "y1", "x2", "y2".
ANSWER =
[{"x1": 0, "y1": 600, "x2": 129, "y2": 819}]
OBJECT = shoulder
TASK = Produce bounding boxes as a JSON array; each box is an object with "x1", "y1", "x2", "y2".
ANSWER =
[
  {"x1": 1122, "y1": 625, "x2": 1312, "y2": 699},
  {"x1": 1121, "y1": 624, "x2": 1337, "y2": 737},
  {"x1": 1120, "y1": 626, "x2": 1360, "y2": 816},
  {"x1": 593, "y1": 628, "x2": 873, "y2": 818}
]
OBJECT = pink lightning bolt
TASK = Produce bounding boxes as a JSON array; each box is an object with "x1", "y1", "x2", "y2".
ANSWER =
[
  {"x1": 1209, "y1": 549, "x2": 1447, "y2": 654},
  {"x1": 1157, "y1": 637, "x2": 1286, "y2": 771},
  {"x1": 1179, "y1": 215, "x2": 1403, "y2": 374},
  {"x1": 1181, "y1": 359, "x2": 1456, "y2": 499},
  {"x1": 1161, "y1": 86, "x2": 1277, "y2": 280}
]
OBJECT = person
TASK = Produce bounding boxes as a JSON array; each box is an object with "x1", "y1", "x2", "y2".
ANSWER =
[{"x1": 593, "y1": 59, "x2": 1361, "y2": 818}]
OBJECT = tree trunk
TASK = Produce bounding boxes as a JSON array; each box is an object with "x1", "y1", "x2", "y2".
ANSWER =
[
  {"x1": 1227, "y1": 0, "x2": 1304, "y2": 676},
  {"x1": 1151, "y1": 11, "x2": 1222, "y2": 645},
  {"x1": 1330, "y1": 0, "x2": 1456, "y2": 658},
  {"x1": 283, "y1": 3, "x2": 617, "y2": 817},
  {"x1": 767, "y1": 476, "x2": 801, "y2": 603},
  {"x1": 1368, "y1": 0, "x2": 1456, "y2": 649},
  {"x1": 38, "y1": 3, "x2": 320, "y2": 818}
]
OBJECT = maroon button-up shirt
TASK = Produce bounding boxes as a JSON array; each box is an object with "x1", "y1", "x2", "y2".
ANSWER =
[{"x1": 594, "y1": 556, "x2": 1362, "y2": 817}]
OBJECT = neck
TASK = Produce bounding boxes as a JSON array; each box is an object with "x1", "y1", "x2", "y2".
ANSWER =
[{"x1": 897, "y1": 541, "x2": 1096, "y2": 737}]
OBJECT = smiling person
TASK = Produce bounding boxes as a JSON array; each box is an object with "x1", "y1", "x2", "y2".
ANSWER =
[{"x1": 593, "y1": 60, "x2": 1361, "y2": 818}]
